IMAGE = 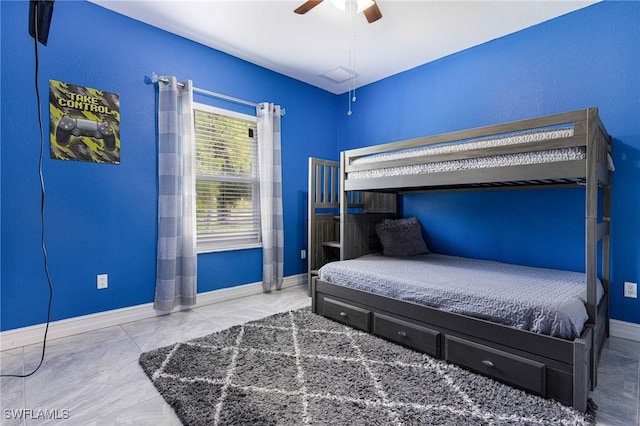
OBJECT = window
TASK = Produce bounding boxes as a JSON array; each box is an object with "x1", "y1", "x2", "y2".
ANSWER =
[{"x1": 194, "y1": 103, "x2": 260, "y2": 252}]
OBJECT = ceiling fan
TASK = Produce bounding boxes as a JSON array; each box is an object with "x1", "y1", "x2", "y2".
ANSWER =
[{"x1": 294, "y1": 0, "x2": 383, "y2": 24}]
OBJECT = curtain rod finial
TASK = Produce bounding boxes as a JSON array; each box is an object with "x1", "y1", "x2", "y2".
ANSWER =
[{"x1": 144, "y1": 73, "x2": 159, "y2": 85}]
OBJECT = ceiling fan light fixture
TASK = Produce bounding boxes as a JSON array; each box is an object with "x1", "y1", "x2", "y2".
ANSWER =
[
  {"x1": 356, "y1": 0, "x2": 375, "y2": 13},
  {"x1": 329, "y1": 0, "x2": 346, "y2": 11},
  {"x1": 329, "y1": 0, "x2": 375, "y2": 14}
]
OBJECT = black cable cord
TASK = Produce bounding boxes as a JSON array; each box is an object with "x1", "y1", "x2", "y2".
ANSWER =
[{"x1": 1, "y1": 3, "x2": 53, "y2": 379}]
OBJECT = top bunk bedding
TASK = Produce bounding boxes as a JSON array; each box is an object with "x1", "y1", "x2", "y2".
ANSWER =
[
  {"x1": 318, "y1": 253, "x2": 604, "y2": 340},
  {"x1": 349, "y1": 126, "x2": 581, "y2": 179},
  {"x1": 343, "y1": 108, "x2": 612, "y2": 191}
]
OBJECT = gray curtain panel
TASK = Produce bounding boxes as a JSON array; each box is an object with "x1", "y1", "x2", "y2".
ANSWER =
[
  {"x1": 154, "y1": 76, "x2": 197, "y2": 312},
  {"x1": 257, "y1": 103, "x2": 284, "y2": 292}
]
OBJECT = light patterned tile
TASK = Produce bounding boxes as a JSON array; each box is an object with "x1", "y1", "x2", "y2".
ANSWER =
[
  {"x1": 591, "y1": 336, "x2": 639, "y2": 425},
  {"x1": 21, "y1": 326, "x2": 152, "y2": 422},
  {"x1": 1, "y1": 348, "x2": 26, "y2": 426},
  {"x1": 120, "y1": 309, "x2": 219, "y2": 352}
]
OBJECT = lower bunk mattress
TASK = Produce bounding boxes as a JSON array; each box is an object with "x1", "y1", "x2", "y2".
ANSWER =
[{"x1": 318, "y1": 253, "x2": 603, "y2": 340}]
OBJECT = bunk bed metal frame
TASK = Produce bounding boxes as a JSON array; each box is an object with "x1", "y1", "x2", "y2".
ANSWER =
[{"x1": 309, "y1": 107, "x2": 612, "y2": 412}]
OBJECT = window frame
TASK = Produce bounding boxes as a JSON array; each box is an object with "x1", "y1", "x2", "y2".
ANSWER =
[{"x1": 193, "y1": 102, "x2": 261, "y2": 254}]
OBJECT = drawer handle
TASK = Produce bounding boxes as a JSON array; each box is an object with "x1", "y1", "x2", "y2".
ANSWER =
[
  {"x1": 397, "y1": 330, "x2": 407, "y2": 338},
  {"x1": 339, "y1": 311, "x2": 347, "y2": 317},
  {"x1": 482, "y1": 360, "x2": 495, "y2": 368}
]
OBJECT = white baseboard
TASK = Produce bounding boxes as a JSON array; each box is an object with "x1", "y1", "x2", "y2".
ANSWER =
[
  {"x1": 0, "y1": 274, "x2": 306, "y2": 352},
  {"x1": 609, "y1": 319, "x2": 640, "y2": 342},
  {"x1": 4, "y1": 278, "x2": 636, "y2": 352}
]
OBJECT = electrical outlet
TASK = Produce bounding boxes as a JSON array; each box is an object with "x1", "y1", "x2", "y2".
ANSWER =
[
  {"x1": 97, "y1": 274, "x2": 108, "y2": 289},
  {"x1": 301, "y1": 249, "x2": 307, "y2": 260},
  {"x1": 624, "y1": 281, "x2": 637, "y2": 298}
]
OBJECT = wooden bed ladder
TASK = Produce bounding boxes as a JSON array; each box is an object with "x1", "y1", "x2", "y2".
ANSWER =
[{"x1": 308, "y1": 157, "x2": 397, "y2": 293}]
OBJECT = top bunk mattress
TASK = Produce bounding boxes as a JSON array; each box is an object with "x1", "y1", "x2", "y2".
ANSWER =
[
  {"x1": 318, "y1": 253, "x2": 603, "y2": 340},
  {"x1": 348, "y1": 126, "x2": 580, "y2": 181}
]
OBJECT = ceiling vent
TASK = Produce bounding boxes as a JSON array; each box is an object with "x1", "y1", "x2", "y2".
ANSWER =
[{"x1": 321, "y1": 66, "x2": 358, "y2": 84}]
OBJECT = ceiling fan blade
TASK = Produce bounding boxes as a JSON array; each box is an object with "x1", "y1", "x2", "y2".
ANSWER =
[
  {"x1": 363, "y1": 1, "x2": 382, "y2": 23},
  {"x1": 294, "y1": 0, "x2": 323, "y2": 15}
]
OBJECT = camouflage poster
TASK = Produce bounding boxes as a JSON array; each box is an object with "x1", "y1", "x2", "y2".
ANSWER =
[{"x1": 50, "y1": 80, "x2": 120, "y2": 164}]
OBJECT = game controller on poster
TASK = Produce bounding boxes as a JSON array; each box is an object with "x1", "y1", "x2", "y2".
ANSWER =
[{"x1": 50, "y1": 80, "x2": 120, "y2": 164}]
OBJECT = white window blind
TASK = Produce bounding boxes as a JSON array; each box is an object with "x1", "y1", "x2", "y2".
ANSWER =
[{"x1": 194, "y1": 103, "x2": 260, "y2": 252}]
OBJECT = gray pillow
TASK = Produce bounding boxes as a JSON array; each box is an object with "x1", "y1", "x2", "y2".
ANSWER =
[{"x1": 375, "y1": 217, "x2": 429, "y2": 256}]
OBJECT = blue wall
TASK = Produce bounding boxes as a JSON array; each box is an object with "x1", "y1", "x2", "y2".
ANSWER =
[
  {"x1": 0, "y1": 1, "x2": 339, "y2": 331},
  {"x1": 338, "y1": 1, "x2": 640, "y2": 325},
  {"x1": 2, "y1": 1, "x2": 638, "y2": 332}
]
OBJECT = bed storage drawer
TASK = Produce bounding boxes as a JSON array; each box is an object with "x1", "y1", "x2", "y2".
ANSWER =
[
  {"x1": 444, "y1": 335, "x2": 546, "y2": 396},
  {"x1": 373, "y1": 313, "x2": 440, "y2": 357},
  {"x1": 322, "y1": 298, "x2": 371, "y2": 332}
]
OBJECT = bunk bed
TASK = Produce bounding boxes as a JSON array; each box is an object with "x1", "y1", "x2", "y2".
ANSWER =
[{"x1": 309, "y1": 107, "x2": 612, "y2": 412}]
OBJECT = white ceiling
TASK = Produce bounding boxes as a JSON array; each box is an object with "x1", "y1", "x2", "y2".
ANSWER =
[{"x1": 88, "y1": 0, "x2": 598, "y2": 95}]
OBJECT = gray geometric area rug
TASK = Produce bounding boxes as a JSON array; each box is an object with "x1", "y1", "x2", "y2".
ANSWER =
[{"x1": 139, "y1": 307, "x2": 593, "y2": 426}]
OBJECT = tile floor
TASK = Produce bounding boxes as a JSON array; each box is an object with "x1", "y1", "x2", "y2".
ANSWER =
[{"x1": 1, "y1": 284, "x2": 638, "y2": 425}]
